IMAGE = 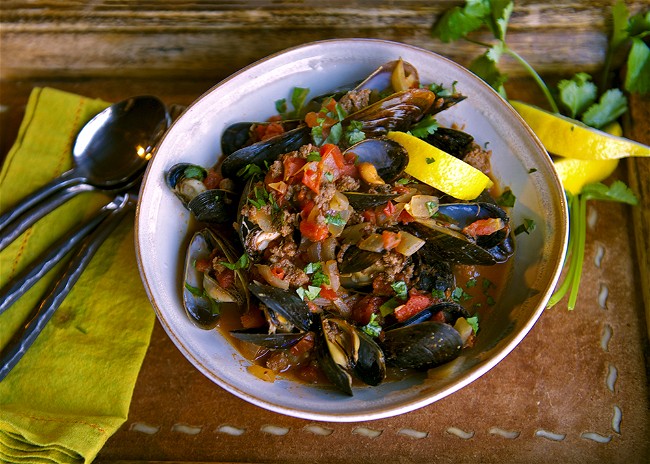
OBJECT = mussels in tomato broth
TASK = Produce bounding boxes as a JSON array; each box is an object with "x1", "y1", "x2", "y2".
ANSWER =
[{"x1": 168, "y1": 59, "x2": 515, "y2": 395}]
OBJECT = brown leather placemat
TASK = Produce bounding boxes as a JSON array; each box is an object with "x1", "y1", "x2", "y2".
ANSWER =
[{"x1": 97, "y1": 169, "x2": 649, "y2": 463}]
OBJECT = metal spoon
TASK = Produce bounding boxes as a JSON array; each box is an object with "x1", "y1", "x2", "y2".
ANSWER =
[{"x1": 0, "y1": 95, "x2": 170, "y2": 250}]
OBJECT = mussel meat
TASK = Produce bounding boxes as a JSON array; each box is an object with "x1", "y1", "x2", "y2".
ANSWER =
[
  {"x1": 183, "y1": 228, "x2": 249, "y2": 329},
  {"x1": 343, "y1": 138, "x2": 408, "y2": 184}
]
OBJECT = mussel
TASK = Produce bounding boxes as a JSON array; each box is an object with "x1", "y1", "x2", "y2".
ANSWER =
[
  {"x1": 237, "y1": 177, "x2": 283, "y2": 261},
  {"x1": 166, "y1": 163, "x2": 237, "y2": 224},
  {"x1": 424, "y1": 127, "x2": 475, "y2": 159},
  {"x1": 221, "y1": 120, "x2": 303, "y2": 157},
  {"x1": 343, "y1": 138, "x2": 408, "y2": 184},
  {"x1": 317, "y1": 315, "x2": 386, "y2": 395},
  {"x1": 381, "y1": 321, "x2": 463, "y2": 370},
  {"x1": 221, "y1": 125, "x2": 312, "y2": 179},
  {"x1": 183, "y1": 228, "x2": 249, "y2": 329},
  {"x1": 248, "y1": 282, "x2": 314, "y2": 333},
  {"x1": 406, "y1": 202, "x2": 514, "y2": 265}
]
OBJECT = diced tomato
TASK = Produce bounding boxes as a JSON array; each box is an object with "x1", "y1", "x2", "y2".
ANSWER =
[
  {"x1": 283, "y1": 157, "x2": 306, "y2": 184},
  {"x1": 297, "y1": 364, "x2": 322, "y2": 383},
  {"x1": 300, "y1": 200, "x2": 315, "y2": 220},
  {"x1": 393, "y1": 291, "x2": 438, "y2": 323},
  {"x1": 463, "y1": 218, "x2": 505, "y2": 237},
  {"x1": 194, "y1": 258, "x2": 212, "y2": 273},
  {"x1": 304, "y1": 112, "x2": 320, "y2": 128},
  {"x1": 362, "y1": 209, "x2": 377, "y2": 224},
  {"x1": 270, "y1": 266, "x2": 285, "y2": 280},
  {"x1": 300, "y1": 219, "x2": 329, "y2": 242},
  {"x1": 319, "y1": 286, "x2": 338, "y2": 300},
  {"x1": 397, "y1": 208, "x2": 415, "y2": 224},
  {"x1": 302, "y1": 161, "x2": 321, "y2": 193},
  {"x1": 382, "y1": 230, "x2": 402, "y2": 251},
  {"x1": 320, "y1": 144, "x2": 346, "y2": 169},
  {"x1": 350, "y1": 295, "x2": 384, "y2": 325},
  {"x1": 383, "y1": 201, "x2": 396, "y2": 217},
  {"x1": 240, "y1": 305, "x2": 266, "y2": 329},
  {"x1": 203, "y1": 169, "x2": 222, "y2": 190},
  {"x1": 216, "y1": 268, "x2": 235, "y2": 289}
]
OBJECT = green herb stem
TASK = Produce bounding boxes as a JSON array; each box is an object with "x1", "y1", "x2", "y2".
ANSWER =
[
  {"x1": 567, "y1": 195, "x2": 588, "y2": 310},
  {"x1": 547, "y1": 194, "x2": 579, "y2": 307},
  {"x1": 505, "y1": 47, "x2": 560, "y2": 113}
]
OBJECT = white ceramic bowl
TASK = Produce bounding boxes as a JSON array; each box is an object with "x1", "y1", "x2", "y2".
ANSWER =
[{"x1": 136, "y1": 39, "x2": 568, "y2": 422}]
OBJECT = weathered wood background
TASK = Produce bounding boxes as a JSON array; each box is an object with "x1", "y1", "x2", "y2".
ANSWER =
[{"x1": 1, "y1": 0, "x2": 648, "y2": 81}]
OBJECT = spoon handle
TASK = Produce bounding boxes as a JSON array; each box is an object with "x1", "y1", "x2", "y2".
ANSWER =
[
  {"x1": 0, "y1": 193, "x2": 136, "y2": 382},
  {"x1": 0, "y1": 182, "x2": 96, "y2": 252},
  {"x1": 0, "y1": 196, "x2": 124, "y2": 315},
  {"x1": 0, "y1": 170, "x2": 82, "y2": 232}
]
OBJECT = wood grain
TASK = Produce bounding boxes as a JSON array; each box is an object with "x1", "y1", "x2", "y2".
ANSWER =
[{"x1": 1, "y1": 0, "x2": 648, "y2": 80}]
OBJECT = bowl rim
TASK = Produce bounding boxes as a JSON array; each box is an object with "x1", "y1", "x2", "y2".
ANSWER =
[{"x1": 135, "y1": 38, "x2": 569, "y2": 422}]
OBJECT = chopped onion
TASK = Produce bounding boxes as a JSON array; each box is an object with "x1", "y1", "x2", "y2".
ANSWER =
[
  {"x1": 358, "y1": 233, "x2": 384, "y2": 252},
  {"x1": 405, "y1": 195, "x2": 438, "y2": 218},
  {"x1": 321, "y1": 236, "x2": 338, "y2": 262},
  {"x1": 256, "y1": 264, "x2": 289, "y2": 290},
  {"x1": 324, "y1": 259, "x2": 340, "y2": 291},
  {"x1": 453, "y1": 317, "x2": 474, "y2": 346},
  {"x1": 250, "y1": 208, "x2": 274, "y2": 232},
  {"x1": 394, "y1": 231, "x2": 425, "y2": 256},
  {"x1": 329, "y1": 191, "x2": 350, "y2": 211},
  {"x1": 340, "y1": 223, "x2": 369, "y2": 244}
]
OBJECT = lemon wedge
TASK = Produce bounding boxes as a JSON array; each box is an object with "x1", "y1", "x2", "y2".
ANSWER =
[
  {"x1": 387, "y1": 131, "x2": 493, "y2": 200},
  {"x1": 552, "y1": 122, "x2": 622, "y2": 195},
  {"x1": 511, "y1": 100, "x2": 650, "y2": 160}
]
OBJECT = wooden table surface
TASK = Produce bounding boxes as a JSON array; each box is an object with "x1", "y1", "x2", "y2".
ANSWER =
[{"x1": 1, "y1": 1, "x2": 649, "y2": 463}]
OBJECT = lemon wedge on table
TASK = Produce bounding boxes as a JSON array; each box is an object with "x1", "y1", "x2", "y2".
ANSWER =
[
  {"x1": 510, "y1": 101, "x2": 650, "y2": 160},
  {"x1": 386, "y1": 131, "x2": 493, "y2": 201}
]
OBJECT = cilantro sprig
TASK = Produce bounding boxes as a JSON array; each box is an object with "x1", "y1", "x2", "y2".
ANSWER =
[{"x1": 547, "y1": 181, "x2": 637, "y2": 310}]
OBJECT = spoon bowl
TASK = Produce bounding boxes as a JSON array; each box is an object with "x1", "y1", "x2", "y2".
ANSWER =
[{"x1": 0, "y1": 95, "x2": 170, "y2": 250}]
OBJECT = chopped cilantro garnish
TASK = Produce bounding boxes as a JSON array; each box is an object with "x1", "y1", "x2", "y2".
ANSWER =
[
  {"x1": 325, "y1": 213, "x2": 346, "y2": 227},
  {"x1": 528, "y1": 168, "x2": 537, "y2": 174},
  {"x1": 324, "y1": 172, "x2": 334, "y2": 182},
  {"x1": 248, "y1": 185, "x2": 270, "y2": 209},
  {"x1": 183, "y1": 165, "x2": 206, "y2": 180},
  {"x1": 466, "y1": 315, "x2": 479, "y2": 334},
  {"x1": 425, "y1": 200, "x2": 438, "y2": 217},
  {"x1": 452, "y1": 286, "x2": 472, "y2": 302},
  {"x1": 220, "y1": 253, "x2": 250, "y2": 271},
  {"x1": 306, "y1": 152, "x2": 322, "y2": 162},
  {"x1": 425, "y1": 157, "x2": 436, "y2": 164},
  {"x1": 496, "y1": 188, "x2": 516, "y2": 207},
  {"x1": 296, "y1": 285, "x2": 321, "y2": 301},
  {"x1": 408, "y1": 115, "x2": 439, "y2": 138},
  {"x1": 361, "y1": 313, "x2": 382, "y2": 338},
  {"x1": 391, "y1": 281, "x2": 408, "y2": 300},
  {"x1": 184, "y1": 282, "x2": 203, "y2": 297},
  {"x1": 304, "y1": 262, "x2": 322, "y2": 274},
  {"x1": 396, "y1": 178, "x2": 411, "y2": 185},
  {"x1": 237, "y1": 163, "x2": 263, "y2": 179},
  {"x1": 345, "y1": 120, "x2": 366, "y2": 145},
  {"x1": 466, "y1": 278, "x2": 477, "y2": 288},
  {"x1": 514, "y1": 218, "x2": 536, "y2": 236}
]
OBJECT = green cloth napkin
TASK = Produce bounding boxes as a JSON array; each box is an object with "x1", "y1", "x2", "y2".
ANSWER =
[{"x1": 0, "y1": 87, "x2": 156, "y2": 463}]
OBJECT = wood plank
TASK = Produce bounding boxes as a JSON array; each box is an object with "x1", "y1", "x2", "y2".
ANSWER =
[{"x1": 1, "y1": 0, "x2": 648, "y2": 79}]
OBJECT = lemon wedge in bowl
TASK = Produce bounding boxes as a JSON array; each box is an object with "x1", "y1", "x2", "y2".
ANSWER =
[
  {"x1": 386, "y1": 131, "x2": 493, "y2": 200},
  {"x1": 510, "y1": 101, "x2": 650, "y2": 160}
]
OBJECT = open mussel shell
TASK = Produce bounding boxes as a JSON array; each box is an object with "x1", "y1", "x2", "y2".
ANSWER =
[
  {"x1": 221, "y1": 120, "x2": 303, "y2": 157},
  {"x1": 221, "y1": 125, "x2": 311, "y2": 179},
  {"x1": 355, "y1": 59, "x2": 420, "y2": 95},
  {"x1": 346, "y1": 88, "x2": 435, "y2": 138},
  {"x1": 387, "y1": 301, "x2": 470, "y2": 330},
  {"x1": 236, "y1": 177, "x2": 281, "y2": 261},
  {"x1": 183, "y1": 228, "x2": 249, "y2": 330},
  {"x1": 229, "y1": 328, "x2": 307, "y2": 350},
  {"x1": 424, "y1": 127, "x2": 474, "y2": 159},
  {"x1": 343, "y1": 192, "x2": 399, "y2": 210},
  {"x1": 381, "y1": 321, "x2": 463, "y2": 370},
  {"x1": 249, "y1": 282, "x2": 313, "y2": 333},
  {"x1": 318, "y1": 316, "x2": 359, "y2": 396},
  {"x1": 407, "y1": 202, "x2": 514, "y2": 265},
  {"x1": 411, "y1": 251, "x2": 455, "y2": 294},
  {"x1": 338, "y1": 245, "x2": 383, "y2": 275},
  {"x1": 166, "y1": 163, "x2": 208, "y2": 206},
  {"x1": 343, "y1": 138, "x2": 408, "y2": 183},
  {"x1": 354, "y1": 329, "x2": 386, "y2": 387}
]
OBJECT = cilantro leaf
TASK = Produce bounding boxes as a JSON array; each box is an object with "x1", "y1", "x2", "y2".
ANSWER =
[
  {"x1": 291, "y1": 87, "x2": 310, "y2": 117},
  {"x1": 557, "y1": 73, "x2": 597, "y2": 118},
  {"x1": 220, "y1": 253, "x2": 250, "y2": 271},
  {"x1": 610, "y1": 0, "x2": 631, "y2": 51},
  {"x1": 496, "y1": 188, "x2": 516, "y2": 207},
  {"x1": 581, "y1": 88, "x2": 628, "y2": 128},
  {"x1": 237, "y1": 163, "x2": 263, "y2": 179},
  {"x1": 345, "y1": 120, "x2": 366, "y2": 145},
  {"x1": 488, "y1": 0, "x2": 514, "y2": 42},
  {"x1": 582, "y1": 180, "x2": 638, "y2": 204},
  {"x1": 470, "y1": 50, "x2": 508, "y2": 98},
  {"x1": 466, "y1": 315, "x2": 479, "y2": 334},
  {"x1": 391, "y1": 281, "x2": 408, "y2": 300},
  {"x1": 432, "y1": 0, "x2": 491, "y2": 42},
  {"x1": 296, "y1": 285, "x2": 321, "y2": 301},
  {"x1": 409, "y1": 115, "x2": 439, "y2": 138},
  {"x1": 183, "y1": 165, "x2": 207, "y2": 180},
  {"x1": 514, "y1": 218, "x2": 536, "y2": 236},
  {"x1": 325, "y1": 213, "x2": 346, "y2": 227},
  {"x1": 361, "y1": 313, "x2": 382, "y2": 338},
  {"x1": 625, "y1": 38, "x2": 650, "y2": 94}
]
